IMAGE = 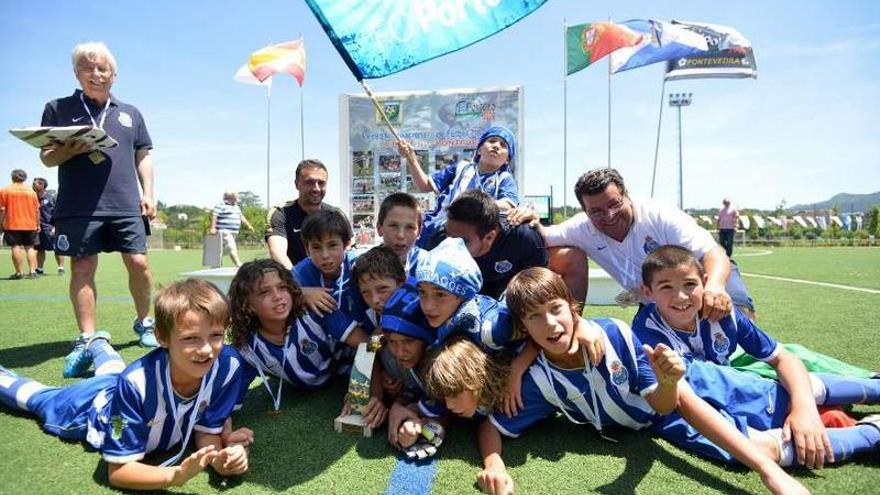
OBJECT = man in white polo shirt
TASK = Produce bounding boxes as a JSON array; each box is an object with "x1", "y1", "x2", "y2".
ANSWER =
[{"x1": 512, "y1": 167, "x2": 754, "y2": 319}]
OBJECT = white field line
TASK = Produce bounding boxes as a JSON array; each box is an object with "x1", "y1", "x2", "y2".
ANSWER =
[
  {"x1": 741, "y1": 272, "x2": 880, "y2": 294},
  {"x1": 735, "y1": 249, "x2": 774, "y2": 257}
]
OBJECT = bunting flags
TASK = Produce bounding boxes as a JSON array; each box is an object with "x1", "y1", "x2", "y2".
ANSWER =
[
  {"x1": 235, "y1": 39, "x2": 307, "y2": 86},
  {"x1": 305, "y1": 0, "x2": 547, "y2": 80},
  {"x1": 566, "y1": 22, "x2": 643, "y2": 76},
  {"x1": 609, "y1": 19, "x2": 709, "y2": 74},
  {"x1": 664, "y1": 21, "x2": 757, "y2": 80}
]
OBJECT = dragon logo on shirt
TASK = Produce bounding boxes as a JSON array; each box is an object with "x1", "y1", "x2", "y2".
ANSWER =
[
  {"x1": 301, "y1": 338, "x2": 318, "y2": 356},
  {"x1": 642, "y1": 236, "x2": 661, "y2": 254},
  {"x1": 712, "y1": 332, "x2": 730, "y2": 355},
  {"x1": 609, "y1": 360, "x2": 629, "y2": 385}
]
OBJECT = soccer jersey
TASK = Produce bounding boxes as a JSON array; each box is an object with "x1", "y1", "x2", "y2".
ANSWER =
[
  {"x1": 404, "y1": 246, "x2": 426, "y2": 279},
  {"x1": 293, "y1": 250, "x2": 374, "y2": 333},
  {"x1": 632, "y1": 304, "x2": 779, "y2": 366},
  {"x1": 432, "y1": 295, "x2": 517, "y2": 353},
  {"x1": 419, "y1": 160, "x2": 519, "y2": 247},
  {"x1": 235, "y1": 310, "x2": 357, "y2": 405},
  {"x1": 266, "y1": 200, "x2": 336, "y2": 266},
  {"x1": 0, "y1": 182, "x2": 39, "y2": 231},
  {"x1": 543, "y1": 198, "x2": 717, "y2": 295},
  {"x1": 213, "y1": 201, "x2": 242, "y2": 233},
  {"x1": 490, "y1": 318, "x2": 660, "y2": 438},
  {"x1": 95, "y1": 346, "x2": 242, "y2": 464}
]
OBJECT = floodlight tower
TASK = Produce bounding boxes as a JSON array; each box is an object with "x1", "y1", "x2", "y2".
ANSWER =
[{"x1": 669, "y1": 92, "x2": 692, "y2": 209}]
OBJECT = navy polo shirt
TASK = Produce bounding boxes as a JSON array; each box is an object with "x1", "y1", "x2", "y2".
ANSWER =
[
  {"x1": 476, "y1": 219, "x2": 548, "y2": 298},
  {"x1": 41, "y1": 90, "x2": 152, "y2": 218},
  {"x1": 266, "y1": 200, "x2": 336, "y2": 266}
]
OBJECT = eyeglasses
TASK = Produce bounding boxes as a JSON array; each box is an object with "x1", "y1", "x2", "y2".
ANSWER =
[
  {"x1": 76, "y1": 63, "x2": 113, "y2": 76},
  {"x1": 586, "y1": 198, "x2": 627, "y2": 220}
]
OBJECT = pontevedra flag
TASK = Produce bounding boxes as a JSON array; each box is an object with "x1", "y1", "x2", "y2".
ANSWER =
[
  {"x1": 610, "y1": 19, "x2": 709, "y2": 74},
  {"x1": 305, "y1": 0, "x2": 547, "y2": 80},
  {"x1": 566, "y1": 22, "x2": 643, "y2": 76},
  {"x1": 664, "y1": 21, "x2": 757, "y2": 80},
  {"x1": 236, "y1": 39, "x2": 307, "y2": 86}
]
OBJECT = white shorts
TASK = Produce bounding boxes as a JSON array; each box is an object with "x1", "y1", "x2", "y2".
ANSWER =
[{"x1": 220, "y1": 230, "x2": 238, "y2": 253}]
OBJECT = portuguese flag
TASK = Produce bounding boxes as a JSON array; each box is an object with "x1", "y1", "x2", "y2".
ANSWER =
[{"x1": 567, "y1": 22, "x2": 642, "y2": 75}]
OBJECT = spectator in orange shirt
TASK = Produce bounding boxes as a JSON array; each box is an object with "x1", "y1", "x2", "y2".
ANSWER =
[{"x1": 0, "y1": 169, "x2": 40, "y2": 279}]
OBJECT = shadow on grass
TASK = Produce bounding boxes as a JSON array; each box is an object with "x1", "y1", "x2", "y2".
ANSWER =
[
  {"x1": 230, "y1": 378, "x2": 388, "y2": 491},
  {"x1": 0, "y1": 340, "x2": 138, "y2": 370},
  {"x1": 430, "y1": 415, "x2": 760, "y2": 495}
]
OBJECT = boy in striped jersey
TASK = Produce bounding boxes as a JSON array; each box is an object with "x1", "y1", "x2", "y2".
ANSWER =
[{"x1": 0, "y1": 279, "x2": 252, "y2": 490}]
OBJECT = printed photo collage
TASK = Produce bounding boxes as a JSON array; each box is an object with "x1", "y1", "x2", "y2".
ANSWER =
[{"x1": 350, "y1": 147, "x2": 474, "y2": 246}]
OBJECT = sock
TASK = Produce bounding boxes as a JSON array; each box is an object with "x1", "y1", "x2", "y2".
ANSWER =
[
  {"x1": 0, "y1": 374, "x2": 48, "y2": 412},
  {"x1": 89, "y1": 338, "x2": 126, "y2": 376},
  {"x1": 815, "y1": 372, "x2": 880, "y2": 405},
  {"x1": 825, "y1": 424, "x2": 880, "y2": 462}
]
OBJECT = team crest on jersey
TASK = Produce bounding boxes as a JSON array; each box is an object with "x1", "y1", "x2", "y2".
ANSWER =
[
  {"x1": 642, "y1": 236, "x2": 661, "y2": 254},
  {"x1": 301, "y1": 338, "x2": 318, "y2": 356},
  {"x1": 56, "y1": 234, "x2": 70, "y2": 251},
  {"x1": 494, "y1": 260, "x2": 513, "y2": 274},
  {"x1": 111, "y1": 415, "x2": 128, "y2": 440},
  {"x1": 609, "y1": 360, "x2": 629, "y2": 385},
  {"x1": 712, "y1": 332, "x2": 730, "y2": 354},
  {"x1": 118, "y1": 111, "x2": 133, "y2": 128},
  {"x1": 198, "y1": 400, "x2": 208, "y2": 416}
]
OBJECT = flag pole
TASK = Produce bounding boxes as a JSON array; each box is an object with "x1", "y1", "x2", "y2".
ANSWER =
[
  {"x1": 563, "y1": 18, "x2": 568, "y2": 220},
  {"x1": 266, "y1": 82, "x2": 272, "y2": 208},
  {"x1": 300, "y1": 89, "x2": 305, "y2": 161},
  {"x1": 650, "y1": 75, "x2": 667, "y2": 198},
  {"x1": 606, "y1": 15, "x2": 612, "y2": 169},
  {"x1": 359, "y1": 80, "x2": 402, "y2": 141}
]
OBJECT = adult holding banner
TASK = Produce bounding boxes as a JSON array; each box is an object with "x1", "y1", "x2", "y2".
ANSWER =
[
  {"x1": 399, "y1": 126, "x2": 519, "y2": 248},
  {"x1": 39, "y1": 42, "x2": 158, "y2": 379}
]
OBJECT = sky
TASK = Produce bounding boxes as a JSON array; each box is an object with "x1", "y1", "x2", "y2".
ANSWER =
[{"x1": 1, "y1": 1, "x2": 878, "y2": 211}]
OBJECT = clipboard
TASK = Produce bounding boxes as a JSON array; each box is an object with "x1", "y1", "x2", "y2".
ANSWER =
[{"x1": 9, "y1": 126, "x2": 118, "y2": 150}]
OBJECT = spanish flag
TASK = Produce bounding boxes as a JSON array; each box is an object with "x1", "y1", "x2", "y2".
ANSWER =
[{"x1": 235, "y1": 39, "x2": 306, "y2": 86}]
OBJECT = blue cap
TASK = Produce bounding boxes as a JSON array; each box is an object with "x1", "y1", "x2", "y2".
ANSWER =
[
  {"x1": 474, "y1": 126, "x2": 516, "y2": 166},
  {"x1": 380, "y1": 284, "x2": 433, "y2": 342},
  {"x1": 415, "y1": 238, "x2": 482, "y2": 301}
]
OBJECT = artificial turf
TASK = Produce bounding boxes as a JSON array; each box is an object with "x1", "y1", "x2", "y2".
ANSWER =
[{"x1": 0, "y1": 247, "x2": 877, "y2": 494}]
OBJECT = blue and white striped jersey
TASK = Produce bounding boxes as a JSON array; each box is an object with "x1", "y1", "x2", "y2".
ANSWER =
[
  {"x1": 432, "y1": 295, "x2": 518, "y2": 354},
  {"x1": 212, "y1": 201, "x2": 243, "y2": 233},
  {"x1": 490, "y1": 318, "x2": 660, "y2": 438},
  {"x1": 632, "y1": 304, "x2": 779, "y2": 366},
  {"x1": 93, "y1": 346, "x2": 242, "y2": 464},
  {"x1": 293, "y1": 250, "x2": 374, "y2": 333},
  {"x1": 235, "y1": 310, "x2": 356, "y2": 406}
]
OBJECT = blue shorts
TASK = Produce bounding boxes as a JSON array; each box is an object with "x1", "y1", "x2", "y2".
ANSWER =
[
  {"x1": 27, "y1": 374, "x2": 117, "y2": 442},
  {"x1": 37, "y1": 230, "x2": 55, "y2": 252},
  {"x1": 650, "y1": 360, "x2": 790, "y2": 464},
  {"x1": 54, "y1": 216, "x2": 148, "y2": 257}
]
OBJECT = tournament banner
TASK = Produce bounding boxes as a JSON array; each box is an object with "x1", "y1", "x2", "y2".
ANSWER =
[
  {"x1": 665, "y1": 21, "x2": 757, "y2": 80},
  {"x1": 306, "y1": 0, "x2": 547, "y2": 80},
  {"x1": 340, "y1": 86, "x2": 523, "y2": 245}
]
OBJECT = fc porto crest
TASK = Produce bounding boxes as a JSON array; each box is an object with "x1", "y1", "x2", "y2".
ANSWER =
[
  {"x1": 642, "y1": 235, "x2": 661, "y2": 254},
  {"x1": 712, "y1": 332, "x2": 730, "y2": 354},
  {"x1": 609, "y1": 360, "x2": 629, "y2": 385},
  {"x1": 56, "y1": 234, "x2": 70, "y2": 252},
  {"x1": 301, "y1": 338, "x2": 318, "y2": 356},
  {"x1": 118, "y1": 111, "x2": 133, "y2": 128},
  {"x1": 494, "y1": 259, "x2": 513, "y2": 274}
]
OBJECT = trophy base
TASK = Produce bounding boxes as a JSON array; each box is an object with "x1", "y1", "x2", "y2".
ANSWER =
[{"x1": 334, "y1": 414, "x2": 373, "y2": 437}]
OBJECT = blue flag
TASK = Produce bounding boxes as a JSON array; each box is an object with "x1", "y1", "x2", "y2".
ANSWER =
[
  {"x1": 305, "y1": 0, "x2": 548, "y2": 80},
  {"x1": 610, "y1": 19, "x2": 709, "y2": 74}
]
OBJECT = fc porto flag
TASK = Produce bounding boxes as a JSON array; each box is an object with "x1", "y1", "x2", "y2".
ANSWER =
[
  {"x1": 566, "y1": 22, "x2": 643, "y2": 76},
  {"x1": 609, "y1": 19, "x2": 709, "y2": 74},
  {"x1": 305, "y1": 0, "x2": 548, "y2": 80},
  {"x1": 664, "y1": 21, "x2": 757, "y2": 80}
]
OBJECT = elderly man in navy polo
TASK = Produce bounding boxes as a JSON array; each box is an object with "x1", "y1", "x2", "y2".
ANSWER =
[{"x1": 39, "y1": 41, "x2": 158, "y2": 378}]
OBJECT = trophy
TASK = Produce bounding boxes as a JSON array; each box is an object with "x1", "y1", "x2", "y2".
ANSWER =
[{"x1": 334, "y1": 337, "x2": 381, "y2": 437}]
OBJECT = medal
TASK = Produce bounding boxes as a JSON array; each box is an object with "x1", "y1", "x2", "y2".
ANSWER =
[{"x1": 88, "y1": 150, "x2": 106, "y2": 164}]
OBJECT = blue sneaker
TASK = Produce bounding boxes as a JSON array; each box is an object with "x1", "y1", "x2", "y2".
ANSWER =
[
  {"x1": 63, "y1": 334, "x2": 94, "y2": 378},
  {"x1": 133, "y1": 317, "x2": 158, "y2": 348}
]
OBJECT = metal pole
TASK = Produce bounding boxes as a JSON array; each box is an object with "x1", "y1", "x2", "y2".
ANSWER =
[
  {"x1": 650, "y1": 78, "x2": 666, "y2": 198},
  {"x1": 563, "y1": 18, "x2": 568, "y2": 219},
  {"x1": 607, "y1": 39, "x2": 612, "y2": 169},
  {"x1": 668, "y1": 92, "x2": 692, "y2": 210},
  {"x1": 266, "y1": 83, "x2": 272, "y2": 208},
  {"x1": 300, "y1": 90, "x2": 305, "y2": 161}
]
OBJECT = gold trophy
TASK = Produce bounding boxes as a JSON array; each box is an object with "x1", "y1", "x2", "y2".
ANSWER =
[{"x1": 334, "y1": 337, "x2": 381, "y2": 437}]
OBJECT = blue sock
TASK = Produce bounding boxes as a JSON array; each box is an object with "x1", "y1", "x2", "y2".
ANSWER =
[
  {"x1": 89, "y1": 339, "x2": 125, "y2": 376},
  {"x1": 827, "y1": 424, "x2": 880, "y2": 462},
  {"x1": 0, "y1": 374, "x2": 45, "y2": 413},
  {"x1": 816, "y1": 373, "x2": 880, "y2": 405}
]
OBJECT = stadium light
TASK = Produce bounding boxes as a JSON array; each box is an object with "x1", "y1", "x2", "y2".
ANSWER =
[{"x1": 669, "y1": 92, "x2": 693, "y2": 209}]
